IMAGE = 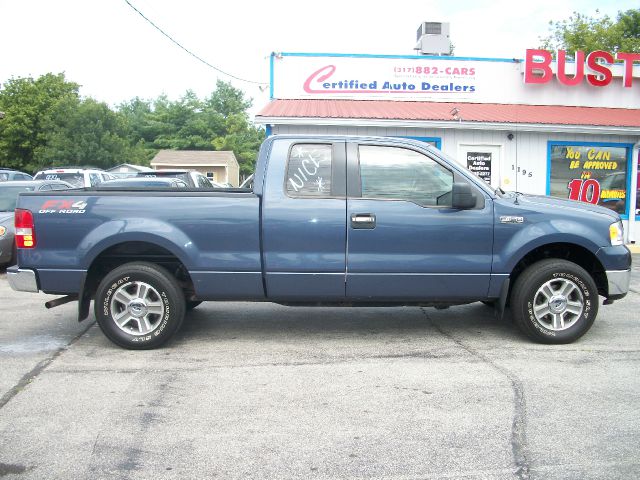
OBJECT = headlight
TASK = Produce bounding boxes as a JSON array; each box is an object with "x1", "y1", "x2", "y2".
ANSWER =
[
  {"x1": 609, "y1": 221, "x2": 624, "y2": 246},
  {"x1": 0, "y1": 225, "x2": 6, "y2": 237}
]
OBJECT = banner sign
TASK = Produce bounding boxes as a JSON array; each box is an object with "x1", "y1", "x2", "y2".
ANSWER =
[{"x1": 271, "y1": 53, "x2": 640, "y2": 108}]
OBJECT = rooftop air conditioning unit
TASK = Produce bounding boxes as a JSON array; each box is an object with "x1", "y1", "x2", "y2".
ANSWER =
[{"x1": 415, "y1": 22, "x2": 451, "y2": 56}]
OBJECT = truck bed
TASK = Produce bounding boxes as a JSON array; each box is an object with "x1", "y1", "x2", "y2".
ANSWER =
[{"x1": 16, "y1": 190, "x2": 264, "y2": 299}]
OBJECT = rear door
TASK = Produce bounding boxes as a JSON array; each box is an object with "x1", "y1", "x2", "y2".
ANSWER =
[
  {"x1": 346, "y1": 142, "x2": 494, "y2": 301},
  {"x1": 262, "y1": 140, "x2": 347, "y2": 301}
]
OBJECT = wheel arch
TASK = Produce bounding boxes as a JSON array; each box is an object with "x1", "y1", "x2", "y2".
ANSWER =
[
  {"x1": 78, "y1": 240, "x2": 196, "y2": 321},
  {"x1": 508, "y1": 242, "x2": 607, "y2": 299}
]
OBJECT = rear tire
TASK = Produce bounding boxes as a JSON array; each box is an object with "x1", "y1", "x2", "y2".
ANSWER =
[
  {"x1": 511, "y1": 259, "x2": 598, "y2": 344},
  {"x1": 94, "y1": 262, "x2": 186, "y2": 349}
]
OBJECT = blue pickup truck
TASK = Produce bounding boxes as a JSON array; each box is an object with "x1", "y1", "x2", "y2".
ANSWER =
[{"x1": 7, "y1": 136, "x2": 632, "y2": 349}]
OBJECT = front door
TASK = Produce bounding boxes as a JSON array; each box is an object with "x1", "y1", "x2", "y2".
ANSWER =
[{"x1": 346, "y1": 142, "x2": 494, "y2": 301}]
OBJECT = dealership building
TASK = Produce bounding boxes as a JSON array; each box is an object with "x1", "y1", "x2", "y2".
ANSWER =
[{"x1": 255, "y1": 31, "x2": 640, "y2": 243}]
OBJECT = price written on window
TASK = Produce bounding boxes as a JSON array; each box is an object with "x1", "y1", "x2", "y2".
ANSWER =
[{"x1": 567, "y1": 179, "x2": 601, "y2": 204}]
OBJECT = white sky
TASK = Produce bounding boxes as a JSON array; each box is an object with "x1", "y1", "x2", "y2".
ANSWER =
[{"x1": 0, "y1": 0, "x2": 636, "y2": 117}]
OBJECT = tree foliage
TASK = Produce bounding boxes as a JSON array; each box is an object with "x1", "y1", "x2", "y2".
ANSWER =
[
  {"x1": 1, "y1": 75, "x2": 264, "y2": 176},
  {"x1": 540, "y1": 9, "x2": 640, "y2": 53},
  {"x1": 0, "y1": 73, "x2": 79, "y2": 171},
  {"x1": 35, "y1": 97, "x2": 148, "y2": 169}
]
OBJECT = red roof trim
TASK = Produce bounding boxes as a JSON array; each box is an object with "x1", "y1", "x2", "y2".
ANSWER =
[{"x1": 257, "y1": 99, "x2": 640, "y2": 128}]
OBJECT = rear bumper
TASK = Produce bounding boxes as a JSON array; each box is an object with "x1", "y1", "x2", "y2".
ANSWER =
[
  {"x1": 606, "y1": 269, "x2": 631, "y2": 299},
  {"x1": 7, "y1": 267, "x2": 39, "y2": 293}
]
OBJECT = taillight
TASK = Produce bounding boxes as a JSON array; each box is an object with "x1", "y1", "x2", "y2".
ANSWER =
[{"x1": 15, "y1": 209, "x2": 36, "y2": 248}]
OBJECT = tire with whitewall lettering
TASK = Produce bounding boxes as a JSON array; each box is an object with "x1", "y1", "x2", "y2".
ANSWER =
[
  {"x1": 94, "y1": 262, "x2": 185, "y2": 349},
  {"x1": 511, "y1": 259, "x2": 598, "y2": 344}
]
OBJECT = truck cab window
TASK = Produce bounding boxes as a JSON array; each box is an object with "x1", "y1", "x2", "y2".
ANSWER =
[
  {"x1": 286, "y1": 144, "x2": 332, "y2": 197},
  {"x1": 359, "y1": 145, "x2": 453, "y2": 207}
]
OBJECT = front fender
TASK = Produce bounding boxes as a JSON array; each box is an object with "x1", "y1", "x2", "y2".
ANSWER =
[{"x1": 493, "y1": 218, "x2": 606, "y2": 273}]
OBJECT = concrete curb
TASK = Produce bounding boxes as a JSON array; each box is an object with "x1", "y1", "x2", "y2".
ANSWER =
[{"x1": 627, "y1": 243, "x2": 640, "y2": 253}]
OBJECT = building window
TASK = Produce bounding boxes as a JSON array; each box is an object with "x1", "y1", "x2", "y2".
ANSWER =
[
  {"x1": 397, "y1": 136, "x2": 442, "y2": 149},
  {"x1": 359, "y1": 145, "x2": 453, "y2": 207},
  {"x1": 548, "y1": 142, "x2": 632, "y2": 217},
  {"x1": 285, "y1": 144, "x2": 332, "y2": 197},
  {"x1": 636, "y1": 152, "x2": 640, "y2": 219}
]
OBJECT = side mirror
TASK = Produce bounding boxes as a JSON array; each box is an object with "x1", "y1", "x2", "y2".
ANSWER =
[{"x1": 452, "y1": 182, "x2": 477, "y2": 209}]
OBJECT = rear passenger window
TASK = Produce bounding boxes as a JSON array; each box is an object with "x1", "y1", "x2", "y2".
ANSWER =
[{"x1": 286, "y1": 144, "x2": 332, "y2": 197}]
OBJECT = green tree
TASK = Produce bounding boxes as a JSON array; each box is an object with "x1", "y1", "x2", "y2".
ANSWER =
[
  {"x1": 34, "y1": 97, "x2": 148, "y2": 169},
  {"x1": 540, "y1": 9, "x2": 640, "y2": 53},
  {"x1": 212, "y1": 114, "x2": 265, "y2": 177},
  {"x1": 118, "y1": 80, "x2": 264, "y2": 176},
  {"x1": 0, "y1": 73, "x2": 79, "y2": 172}
]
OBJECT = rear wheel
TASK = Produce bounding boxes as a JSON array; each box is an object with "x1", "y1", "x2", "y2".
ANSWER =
[
  {"x1": 94, "y1": 262, "x2": 186, "y2": 349},
  {"x1": 511, "y1": 259, "x2": 598, "y2": 344}
]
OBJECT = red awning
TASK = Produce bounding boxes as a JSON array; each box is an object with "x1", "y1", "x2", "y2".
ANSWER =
[{"x1": 257, "y1": 99, "x2": 640, "y2": 128}]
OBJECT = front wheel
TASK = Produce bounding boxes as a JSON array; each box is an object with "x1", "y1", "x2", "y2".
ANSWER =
[
  {"x1": 510, "y1": 259, "x2": 599, "y2": 344},
  {"x1": 94, "y1": 262, "x2": 186, "y2": 349}
]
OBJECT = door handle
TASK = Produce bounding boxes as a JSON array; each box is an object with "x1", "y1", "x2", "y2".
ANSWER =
[{"x1": 350, "y1": 213, "x2": 376, "y2": 229}]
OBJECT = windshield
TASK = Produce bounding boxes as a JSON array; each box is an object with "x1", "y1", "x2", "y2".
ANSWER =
[
  {"x1": 34, "y1": 172, "x2": 84, "y2": 188},
  {"x1": 0, "y1": 185, "x2": 36, "y2": 211},
  {"x1": 0, "y1": 173, "x2": 9, "y2": 181}
]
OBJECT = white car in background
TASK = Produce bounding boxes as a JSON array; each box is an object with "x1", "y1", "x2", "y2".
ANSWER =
[
  {"x1": 134, "y1": 169, "x2": 222, "y2": 188},
  {"x1": 33, "y1": 168, "x2": 114, "y2": 188}
]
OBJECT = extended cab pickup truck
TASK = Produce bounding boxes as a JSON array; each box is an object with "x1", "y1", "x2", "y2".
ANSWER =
[{"x1": 8, "y1": 136, "x2": 632, "y2": 349}]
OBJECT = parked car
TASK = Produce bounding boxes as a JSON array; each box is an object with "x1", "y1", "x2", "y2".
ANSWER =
[
  {"x1": 7, "y1": 135, "x2": 631, "y2": 349},
  {"x1": 33, "y1": 168, "x2": 113, "y2": 188},
  {"x1": 0, "y1": 169, "x2": 33, "y2": 182},
  {"x1": 597, "y1": 171, "x2": 640, "y2": 215},
  {"x1": 98, "y1": 177, "x2": 189, "y2": 189},
  {"x1": 0, "y1": 180, "x2": 73, "y2": 266},
  {"x1": 135, "y1": 169, "x2": 218, "y2": 188}
]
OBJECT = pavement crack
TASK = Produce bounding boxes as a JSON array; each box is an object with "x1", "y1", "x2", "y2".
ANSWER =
[
  {"x1": 421, "y1": 308, "x2": 532, "y2": 480},
  {"x1": 0, "y1": 321, "x2": 95, "y2": 410}
]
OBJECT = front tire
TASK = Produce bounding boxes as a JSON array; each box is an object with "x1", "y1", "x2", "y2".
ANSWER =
[
  {"x1": 511, "y1": 259, "x2": 598, "y2": 344},
  {"x1": 94, "y1": 262, "x2": 186, "y2": 349}
]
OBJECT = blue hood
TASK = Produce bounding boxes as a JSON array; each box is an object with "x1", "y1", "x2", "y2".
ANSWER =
[{"x1": 504, "y1": 193, "x2": 620, "y2": 222}]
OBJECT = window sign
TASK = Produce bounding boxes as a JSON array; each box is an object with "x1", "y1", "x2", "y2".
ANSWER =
[
  {"x1": 286, "y1": 144, "x2": 332, "y2": 197},
  {"x1": 466, "y1": 152, "x2": 492, "y2": 185},
  {"x1": 549, "y1": 143, "x2": 630, "y2": 215}
]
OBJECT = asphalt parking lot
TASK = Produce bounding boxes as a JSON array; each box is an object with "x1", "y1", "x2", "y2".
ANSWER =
[{"x1": 1, "y1": 257, "x2": 639, "y2": 480}]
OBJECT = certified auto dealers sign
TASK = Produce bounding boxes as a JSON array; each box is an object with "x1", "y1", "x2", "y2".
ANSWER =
[
  {"x1": 271, "y1": 53, "x2": 640, "y2": 108},
  {"x1": 273, "y1": 54, "x2": 481, "y2": 102},
  {"x1": 303, "y1": 63, "x2": 477, "y2": 97}
]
